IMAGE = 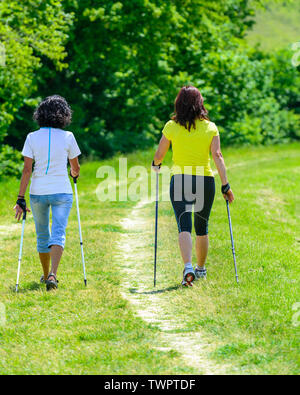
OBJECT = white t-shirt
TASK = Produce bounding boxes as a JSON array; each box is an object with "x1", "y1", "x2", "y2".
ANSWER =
[{"x1": 22, "y1": 128, "x2": 81, "y2": 195}]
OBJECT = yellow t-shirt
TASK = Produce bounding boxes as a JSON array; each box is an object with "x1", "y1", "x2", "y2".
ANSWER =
[{"x1": 162, "y1": 119, "x2": 219, "y2": 177}]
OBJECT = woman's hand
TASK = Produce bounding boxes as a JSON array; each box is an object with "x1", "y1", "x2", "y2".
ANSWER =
[
  {"x1": 223, "y1": 189, "x2": 235, "y2": 203},
  {"x1": 14, "y1": 199, "x2": 30, "y2": 221},
  {"x1": 70, "y1": 169, "x2": 79, "y2": 179}
]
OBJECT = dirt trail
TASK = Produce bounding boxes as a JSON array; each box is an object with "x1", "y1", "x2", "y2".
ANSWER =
[{"x1": 116, "y1": 197, "x2": 228, "y2": 375}]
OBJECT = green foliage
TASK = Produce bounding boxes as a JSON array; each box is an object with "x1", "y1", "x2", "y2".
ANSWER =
[
  {"x1": 0, "y1": 145, "x2": 23, "y2": 179},
  {"x1": 0, "y1": 0, "x2": 72, "y2": 142},
  {"x1": 265, "y1": 49, "x2": 300, "y2": 110},
  {"x1": 1, "y1": 0, "x2": 299, "y2": 166},
  {"x1": 200, "y1": 48, "x2": 300, "y2": 145}
]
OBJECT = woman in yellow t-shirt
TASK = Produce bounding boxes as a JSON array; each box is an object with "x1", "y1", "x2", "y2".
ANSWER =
[{"x1": 152, "y1": 86, "x2": 234, "y2": 287}]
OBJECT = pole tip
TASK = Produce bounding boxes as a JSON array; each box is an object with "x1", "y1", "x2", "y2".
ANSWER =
[
  {"x1": 15, "y1": 285, "x2": 19, "y2": 293},
  {"x1": 84, "y1": 280, "x2": 87, "y2": 287}
]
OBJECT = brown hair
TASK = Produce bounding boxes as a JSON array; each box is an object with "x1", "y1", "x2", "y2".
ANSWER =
[{"x1": 172, "y1": 86, "x2": 209, "y2": 131}]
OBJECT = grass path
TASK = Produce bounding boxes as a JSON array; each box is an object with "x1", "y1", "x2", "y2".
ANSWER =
[
  {"x1": 117, "y1": 198, "x2": 228, "y2": 374},
  {"x1": 116, "y1": 144, "x2": 300, "y2": 375},
  {"x1": 0, "y1": 154, "x2": 196, "y2": 375},
  {"x1": 0, "y1": 144, "x2": 299, "y2": 374}
]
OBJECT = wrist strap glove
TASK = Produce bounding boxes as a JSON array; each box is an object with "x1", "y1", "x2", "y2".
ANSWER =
[
  {"x1": 222, "y1": 183, "x2": 231, "y2": 195},
  {"x1": 17, "y1": 198, "x2": 27, "y2": 219},
  {"x1": 152, "y1": 160, "x2": 161, "y2": 169}
]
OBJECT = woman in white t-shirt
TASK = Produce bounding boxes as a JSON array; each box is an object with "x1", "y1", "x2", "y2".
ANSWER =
[{"x1": 14, "y1": 95, "x2": 81, "y2": 291}]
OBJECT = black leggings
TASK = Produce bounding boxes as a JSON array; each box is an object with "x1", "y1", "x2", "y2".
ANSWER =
[{"x1": 170, "y1": 175, "x2": 215, "y2": 236}]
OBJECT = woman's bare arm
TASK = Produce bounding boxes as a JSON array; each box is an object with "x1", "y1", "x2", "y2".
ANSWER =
[
  {"x1": 154, "y1": 136, "x2": 171, "y2": 165},
  {"x1": 211, "y1": 136, "x2": 234, "y2": 203},
  {"x1": 14, "y1": 157, "x2": 33, "y2": 220},
  {"x1": 18, "y1": 157, "x2": 33, "y2": 197},
  {"x1": 211, "y1": 136, "x2": 228, "y2": 185},
  {"x1": 69, "y1": 157, "x2": 80, "y2": 178}
]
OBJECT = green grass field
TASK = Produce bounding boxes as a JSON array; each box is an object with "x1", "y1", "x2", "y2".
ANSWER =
[
  {"x1": 0, "y1": 144, "x2": 299, "y2": 374},
  {"x1": 247, "y1": 0, "x2": 300, "y2": 51}
]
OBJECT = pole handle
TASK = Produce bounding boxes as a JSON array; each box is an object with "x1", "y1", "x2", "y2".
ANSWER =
[{"x1": 70, "y1": 170, "x2": 78, "y2": 184}]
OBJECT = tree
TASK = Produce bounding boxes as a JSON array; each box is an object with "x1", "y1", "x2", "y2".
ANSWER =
[
  {"x1": 0, "y1": 0, "x2": 72, "y2": 143},
  {"x1": 2, "y1": 0, "x2": 299, "y2": 164}
]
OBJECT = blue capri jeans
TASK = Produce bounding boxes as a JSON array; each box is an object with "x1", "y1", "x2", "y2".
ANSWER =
[{"x1": 30, "y1": 194, "x2": 73, "y2": 253}]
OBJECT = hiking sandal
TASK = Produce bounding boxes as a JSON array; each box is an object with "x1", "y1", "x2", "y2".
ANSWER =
[{"x1": 46, "y1": 273, "x2": 59, "y2": 291}]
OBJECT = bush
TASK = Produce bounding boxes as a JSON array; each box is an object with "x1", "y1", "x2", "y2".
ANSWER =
[
  {"x1": 0, "y1": 0, "x2": 71, "y2": 144},
  {"x1": 0, "y1": 145, "x2": 23, "y2": 179},
  {"x1": 2, "y1": 0, "x2": 300, "y2": 156},
  {"x1": 199, "y1": 48, "x2": 300, "y2": 145}
]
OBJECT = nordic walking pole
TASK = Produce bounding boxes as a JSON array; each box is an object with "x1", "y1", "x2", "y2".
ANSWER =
[
  {"x1": 16, "y1": 209, "x2": 26, "y2": 293},
  {"x1": 226, "y1": 200, "x2": 239, "y2": 284},
  {"x1": 72, "y1": 176, "x2": 87, "y2": 286},
  {"x1": 154, "y1": 172, "x2": 159, "y2": 287}
]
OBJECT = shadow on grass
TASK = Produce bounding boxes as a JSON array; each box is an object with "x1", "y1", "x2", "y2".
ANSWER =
[
  {"x1": 10, "y1": 281, "x2": 43, "y2": 294},
  {"x1": 129, "y1": 285, "x2": 181, "y2": 295}
]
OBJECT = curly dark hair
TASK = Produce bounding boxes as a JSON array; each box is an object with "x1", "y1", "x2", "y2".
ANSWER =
[
  {"x1": 172, "y1": 86, "x2": 209, "y2": 131},
  {"x1": 33, "y1": 95, "x2": 72, "y2": 129}
]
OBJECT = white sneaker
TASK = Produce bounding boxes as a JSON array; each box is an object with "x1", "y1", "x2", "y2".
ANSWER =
[
  {"x1": 195, "y1": 267, "x2": 207, "y2": 280},
  {"x1": 182, "y1": 267, "x2": 195, "y2": 287}
]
